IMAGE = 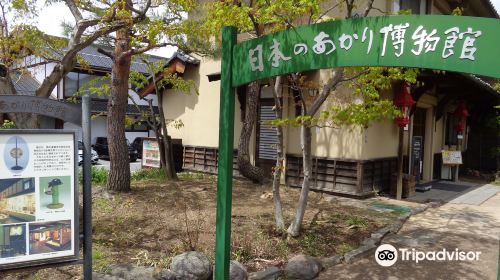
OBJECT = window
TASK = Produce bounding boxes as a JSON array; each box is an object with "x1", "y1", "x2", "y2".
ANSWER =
[
  {"x1": 64, "y1": 72, "x2": 78, "y2": 97},
  {"x1": 64, "y1": 71, "x2": 109, "y2": 99},
  {"x1": 445, "y1": 113, "x2": 458, "y2": 146},
  {"x1": 126, "y1": 121, "x2": 150, "y2": 132},
  {"x1": 397, "y1": 0, "x2": 428, "y2": 14}
]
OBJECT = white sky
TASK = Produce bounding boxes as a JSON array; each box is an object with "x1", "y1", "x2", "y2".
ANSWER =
[
  {"x1": 36, "y1": 2, "x2": 176, "y2": 58},
  {"x1": 35, "y1": 0, "x2": 500, "y2": 58}
]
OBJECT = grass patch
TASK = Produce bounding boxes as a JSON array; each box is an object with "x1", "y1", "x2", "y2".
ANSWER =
[
  {"x1": 93, "y1": 245, "x2": 113, "y2": 273},
  {"x1": 178, "y1": 171, "x2": 216, "y2": 182},
  {"x1": 131, "y1": 168, "x2": 167, "y2": 181}
]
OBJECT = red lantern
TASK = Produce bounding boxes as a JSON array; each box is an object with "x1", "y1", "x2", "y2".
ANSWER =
[
  {"x1": 393, "y1": 82, "x2": 415, "y2": 128},
  {"x1": 454, "y1": 101, "x2": 469, "y2": 133}
]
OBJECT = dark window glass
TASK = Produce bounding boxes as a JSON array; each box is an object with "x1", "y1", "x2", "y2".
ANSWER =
[
  {"x1": 126, "y1": 122, "x2": 149, "y2": 132},
  {"x1": 64, "y1": 72, "x2": 79, "y2": 97},
  {"x1": 445, "y1": 113, "x2": 458, "y2": 146},
  {"x1": 400, "y1": 0, "x2": 426, "y2": 14},
  {"x1": 64, "y1": 72, "x2": 109, "y2": 99}
]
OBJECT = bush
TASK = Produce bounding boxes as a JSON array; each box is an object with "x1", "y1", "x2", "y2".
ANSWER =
[
  {"x1": 0, "y1": 120, "x2": 15, "y2": 129},
  {"x1": 79, "y1": 166, "x2": 108, "y2": 185}
]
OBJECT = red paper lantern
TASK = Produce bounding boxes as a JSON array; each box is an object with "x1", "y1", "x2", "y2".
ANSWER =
[
  {"x1": 454, "y1": 101, "x2": 469, "y2": 133},
  {"x1": 393, "y1": 82, "x2": 415, "y2": 128}
]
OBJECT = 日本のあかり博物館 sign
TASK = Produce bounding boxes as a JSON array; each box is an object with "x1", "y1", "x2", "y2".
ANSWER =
[
  {"x1": 231, "y1": 15, "x2": 500, "y2": 86},
  {"x1": 215, "y1": 15, "x2": 500, "y2": 280}
]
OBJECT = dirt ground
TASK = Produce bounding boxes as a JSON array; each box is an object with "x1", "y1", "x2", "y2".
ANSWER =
[{"x1": 2, "y1": 173, "x2": 401, "y2": 279}]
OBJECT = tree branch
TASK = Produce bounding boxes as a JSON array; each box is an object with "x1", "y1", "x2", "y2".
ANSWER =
[
  {"x1": 308, "y1": 68, "x2": 345, "y2": 116},
  {"x1": 123, "y1": 42, "x2": 178, "y2": 57},
  {"x1": 363, "y1": 0, "x2": 376, "y2": 17},
  {"x1": 97, "y1": 47, "x2": 115, "y2": 60},
  {"x1": 63, "y1": 0, "x2": 83, "y2": 22},
  {"x1": 314, "y1": 2, "x2": 341, "y2": 23},
  {"x1": 127, "y1": 0, "x2": 151, "y2": 18}
]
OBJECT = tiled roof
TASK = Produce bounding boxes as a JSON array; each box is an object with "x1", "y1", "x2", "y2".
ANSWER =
[
  {"x1": 11, "y1": 72, "x2": 40, "y2": 96},
  {"x1": 75, "y1": 45, "x2": 165, "y2": 74}
]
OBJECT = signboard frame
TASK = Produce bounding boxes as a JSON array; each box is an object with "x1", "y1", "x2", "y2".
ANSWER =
[
  {"x1": 141, "y1": 137, "x2": 161, "y2": 169},
  {"x1": 442, "y1": 150, "x2": 463, "y2": 165},
  {"x1": 0, "y1": 129, "x2": 80, "y2": 271}
]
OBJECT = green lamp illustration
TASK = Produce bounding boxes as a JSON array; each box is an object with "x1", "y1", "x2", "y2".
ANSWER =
[{"x1": 44, "y1": 178, "x2": 64, "y2": 209}]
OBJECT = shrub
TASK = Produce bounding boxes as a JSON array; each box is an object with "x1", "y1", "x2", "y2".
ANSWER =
[
  {"x1": 79, "y1": 166, "x2": 108, "y2": 185},
  {"x1": 0, "y1": 120, "x2": 15, "y2": 129}
]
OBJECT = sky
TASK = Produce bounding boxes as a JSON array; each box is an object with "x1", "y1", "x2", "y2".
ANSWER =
[
  {"x1": 35, "y1": 2, "x2": 176, "y2": 58},
  {"x1": 34, "y1": 0, "x2": 500, "y2": 58}
]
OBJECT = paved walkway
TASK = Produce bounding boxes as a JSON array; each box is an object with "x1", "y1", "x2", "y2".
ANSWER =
[{"x1": 319, "y1": 185, "x2": 500, "y2": 280}]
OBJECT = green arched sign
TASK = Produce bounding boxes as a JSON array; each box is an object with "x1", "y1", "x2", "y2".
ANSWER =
[
  {"x1": 233, "y1": 15, "x2": 500, "y2": 86},
  {"x1": 214, "y1": 15, "x2": 500, "y2": 280}
]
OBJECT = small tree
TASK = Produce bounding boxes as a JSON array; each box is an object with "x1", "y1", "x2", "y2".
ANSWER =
[
  {"x1": 278, "y1": 67, "x2": 418, "y2": 236},
  {"x1": 129, "y1": 59, "x2": 195, "y2": 179}
]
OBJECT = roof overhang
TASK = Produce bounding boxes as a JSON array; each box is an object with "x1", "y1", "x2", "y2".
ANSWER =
[
  {"x1": 207, "y1": 72, "x2": 221, "y2": 82},
  {"x1": 138, "y1": 51, "x2": 200, "y2": 98}
]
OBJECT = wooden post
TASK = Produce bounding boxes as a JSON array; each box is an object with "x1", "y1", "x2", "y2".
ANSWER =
[
  {"x1": 214, "y1": 26, "x2": 236, "y2": 280},
  {"x1": 454, "y1": 137, "x2": 462, "y2": 182},
  {"x1": 396, "y1": 127, "x2": 404, "y2": 200}
]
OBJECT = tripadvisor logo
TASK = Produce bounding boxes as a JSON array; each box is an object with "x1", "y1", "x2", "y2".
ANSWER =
[
  {"x1": 375, "y1": 244, "x2": 482, "y2": 267},
  {"x1": 375, "y1": 244, "x2": 398, "y2": 267}
]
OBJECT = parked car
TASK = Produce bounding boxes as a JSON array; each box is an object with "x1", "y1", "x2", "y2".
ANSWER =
[
  {"x1": 78, "y1": 141, "x2": 99, "y2": 165},
  {"x1": 93, "y1": 137, "x2": 138, "y2": 162},
  {"x1": 131, "y1": 137, "x2": 147, "y2": 159}
]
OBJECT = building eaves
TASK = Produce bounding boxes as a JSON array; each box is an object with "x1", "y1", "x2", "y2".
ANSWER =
[
  {"x1": 460, "y1": 73, "x2": 500, "y2": 98},
  {"x1": 483, "y1": 0, "x2": 500, "y2": 18}
]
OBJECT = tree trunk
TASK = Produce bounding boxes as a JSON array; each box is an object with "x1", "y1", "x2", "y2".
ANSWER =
[
  {"x1": 396, "y1": 127, "x2": 404, "y2": 200},
  {"x1": 271, "y1": 77, "x2": 285, "y2": 230},
  {"x1": 157, "y1": 86, "x2": 177, "y2": 179},
  {"x1": 106, "y1": 27, "x2": 132, "y2": 192},
  {"x1": 237, "y1": 81, "x2": 266, "y2": 184},
  {"x1": 287, "y1": 124, "x2": 312, "y2": 237}
]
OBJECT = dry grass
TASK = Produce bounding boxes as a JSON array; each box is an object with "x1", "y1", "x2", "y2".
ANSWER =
[{"x1": 2, "y1": 173, "x2": 400, "y2": 279}]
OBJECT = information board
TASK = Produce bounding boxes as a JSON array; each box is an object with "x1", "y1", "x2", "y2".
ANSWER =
[
  {"x1": 0, "y1": 131, "x2": 79, "y2": 269},
  {"x1": 142, "y1": 138, "x2": 161, "y2": 168},
  {"x1": 442, "y1": 150, "x2": 463, "y2": 165}
]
